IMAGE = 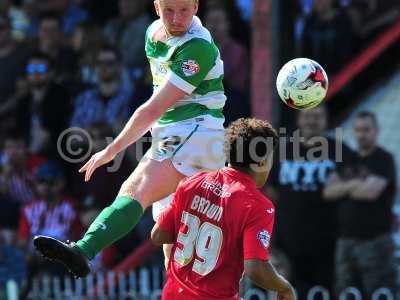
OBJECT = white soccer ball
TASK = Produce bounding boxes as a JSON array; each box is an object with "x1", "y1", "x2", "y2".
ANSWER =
[{"x1": 276, "y1": 58, "x2": 329, "y2": 110}]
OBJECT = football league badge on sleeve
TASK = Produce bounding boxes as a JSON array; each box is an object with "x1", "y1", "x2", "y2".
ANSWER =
[
  {"x1": 257, "y1": 230, "x2": 271, "y2": 249},
  {"x1": 182, "y1": 60, "x2": 200, "y2": 77}
]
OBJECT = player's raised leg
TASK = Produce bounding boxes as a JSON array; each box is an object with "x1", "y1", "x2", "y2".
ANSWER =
[
  {"x1": 34, "y1": 157, "x2": 185, "y2": 277},
  {"x1": 77, "y1": 157, "x2": 186, "y2": 258},
  {"x1": 34, "y1": 0, "x2": 228, "y2": 278}
]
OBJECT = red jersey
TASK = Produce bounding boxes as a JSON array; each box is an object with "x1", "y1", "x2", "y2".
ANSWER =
[{"x1": 158, "y1": 167, "x2": 275, "y2": 300}]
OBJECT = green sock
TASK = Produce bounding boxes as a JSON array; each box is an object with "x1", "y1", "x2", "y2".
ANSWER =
[{"x1": 75, "y1": 196, "x2": 143, "y2": 260}]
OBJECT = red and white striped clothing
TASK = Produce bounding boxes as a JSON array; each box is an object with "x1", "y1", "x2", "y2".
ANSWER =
[
  {"x1": 18, "y1": 197, "x2": 82, "y2": 242},
  {"x1": 0, "y1": 172, "x2": 35, "y2": 204}
]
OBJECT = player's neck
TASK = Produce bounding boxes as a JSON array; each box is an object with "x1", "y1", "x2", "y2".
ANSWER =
[
  {"x1": 153, "y1": 25, "x2": 176, "y2": 43},
  {"x1": 228, "y1": 164, "x2": 255, "y2": 180}
]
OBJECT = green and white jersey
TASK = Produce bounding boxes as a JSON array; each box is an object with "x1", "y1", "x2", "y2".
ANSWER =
[{"x1": 145, "y1": 16, "x2": 226, "y2": 129}]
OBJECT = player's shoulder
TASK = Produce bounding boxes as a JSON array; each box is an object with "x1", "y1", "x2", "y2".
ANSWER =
[
  {"x1": 242, "y1": 190, "x2": 275, "y2": 223},
  {"x1": 173, "y1": 16, "x2": 215, "y2": 51},
  {"x1": 254, "y1": 189, "x2": 275, "y2": 210},
  {"x1": 145, "y1": 19, "x2": 162, "y2": 41},
  {"x1": 184, "y1": 16, "x2": 213, "y2": 43},
  {"x1": 222, "y1": 171, "x2": 274, "y2": 210},
  {"x1": 242, "y1": 186, "x2": 274, "y2": 208}
]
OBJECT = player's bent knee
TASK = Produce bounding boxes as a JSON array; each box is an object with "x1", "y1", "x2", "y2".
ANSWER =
[
  {"x1": 119, "y1": 182, "x2": 153, "y2": 210},
  {"x1": 118, "y1": 177, "x2": 143, "y2": 201},
  {"x1": 131, "y1": 187, "x2": 155, "y2": 209}
]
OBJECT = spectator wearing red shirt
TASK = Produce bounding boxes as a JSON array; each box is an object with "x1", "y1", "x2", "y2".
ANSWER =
[{"x1": 18, "y1": 162, "x2": 82, "y2": 274}]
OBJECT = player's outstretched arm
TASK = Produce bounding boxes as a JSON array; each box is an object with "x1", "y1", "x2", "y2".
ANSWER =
[
  {"x1": 79, "y1": 81, "x2": 186, "y2": 181},
  {"x1": 244, "y1": 259, "x2": 296, "y2": 300}
]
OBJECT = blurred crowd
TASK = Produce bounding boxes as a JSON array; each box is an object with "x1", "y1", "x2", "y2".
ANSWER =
[
  {"x1": 293, "y1": 0, "x2": 399, "y2": 74},
  {"x1": 0, "y1": 0, "x2": 398, "y2": 298}
]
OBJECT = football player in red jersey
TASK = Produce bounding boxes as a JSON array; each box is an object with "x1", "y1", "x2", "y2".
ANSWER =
[{"x1": 151, "y1": 118, "x2": 296, "y2": 300}]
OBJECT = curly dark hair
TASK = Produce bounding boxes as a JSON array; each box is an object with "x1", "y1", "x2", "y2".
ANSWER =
[{"x1": 225, "y1": 118, "x2": 279, "y2": 169}]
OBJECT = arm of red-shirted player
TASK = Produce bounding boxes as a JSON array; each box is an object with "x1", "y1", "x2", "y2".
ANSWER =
[
  {"x1": 242, "y1": 204, "x2": 296, "y2": 300},
  {"x1": 151, "y1": 203, "x2": 176, "y2": 246},
  {"x1": 244, "y1": 260, "x2": 295, "y2": 300},
  {"x1": 151, "y1": 190, "x2": 183, "y2": 246},
  {"x1": 151, "y1": 222, "x2": 174, "y2": 246},
  {"x1": 244, "y1": 263, "x2": 296, "y2": 300}
]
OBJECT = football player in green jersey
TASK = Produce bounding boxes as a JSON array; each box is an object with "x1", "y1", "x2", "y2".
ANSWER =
[{"x1": 34, "y1": 0, "x2": 228, "y2": 277}]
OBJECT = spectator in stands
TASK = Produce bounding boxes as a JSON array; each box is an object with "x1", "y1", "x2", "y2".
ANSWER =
[
  {"x1": 205, "y1": 6, "x2": 249, "y2": 93},
  {"x1": 0, "y1": 239, "x2": 27, "y2": 289},
  {"x1": 347, "y1": 0, "x2": 400, "y2": 42},
  {"x1": 16, "y1": 51, "x2": 72, "y2": 156},
  {"x1": 0, "y1": 14, "x2": 30, "y2": 135},
  {"x1": 79, "y1": 0, "x2": 119, "y2": 26},
  {"x1": 103, "y1": 0, "x2": 151, "y2": 70},
  {"x1": 265, "y1": 105, "x2": 355, "y2": 298},
  {"x1": 201, "y1": 0, "x2": 250, "y2": 47},
  {"x1": 235, "y1": 0, "x2": 252, "y2": 21},
  {"x1": 298, "y1": 0, "x2": 353, "y2": 73},
  {"x1": 0, "y1": 135, "x2": 35, "y2": 205},
  {"x1": 36, "y1": 14, "x2": 78, "y2": 86},
  {"x1": 72, "y1": 22, "x2": 105, "y2": 86},
  {"x1": 204, "y1": 7, "x2": 251, "y2": 125},
  {"x1": 324, "y1": 111, "x2": 398, "y2": 298},
  {"x1": 70, "y1": 45, "x2": 134, "y2": 131},
  {"x1": 17, "y1": 162, "x2": 82, "y2": 275},
  {"x1": 27, "y1": 0, "x2": 88, "y2": 37},
  {"x1": 0, "y1": 0, "x2": 30, "y2": 41}
]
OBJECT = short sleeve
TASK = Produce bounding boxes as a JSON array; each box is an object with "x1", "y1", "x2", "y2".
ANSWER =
[
  {"x1": 382, "y1": 153, "x2": 396, "y2": 183},
  {"x1": 157, "y1": 182, "x2": 185, "y2": 236},
  {"x1": 157, "y1": 197, "x2": 178, "y2": 236},
  {"x1": 243, "y1": 203, "x2": 275, "y2": 261},
  {"x1": 168, "y1": 38, "x2": 217, "y2": 94}
]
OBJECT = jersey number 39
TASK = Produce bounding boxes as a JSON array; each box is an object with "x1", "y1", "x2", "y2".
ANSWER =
[{"x1": 174, "y1": 211, "x2": 223, "y2": 276}]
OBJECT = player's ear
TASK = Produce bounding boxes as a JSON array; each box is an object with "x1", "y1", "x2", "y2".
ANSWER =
[
  {"x1": 154, "y1": 0, "x2": 160, "y2": 17},
  {"x1": 193, "y1": 1, "x2": 199, "y2": 15}
]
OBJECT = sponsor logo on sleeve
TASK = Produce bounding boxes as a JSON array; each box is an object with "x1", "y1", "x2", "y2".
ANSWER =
[
  {"x1": 182, "y1": 60, "x2": 200, "y2": 77},
  {"x1": 257, "y1": 230, "x2": 271, "y2": 249}
]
